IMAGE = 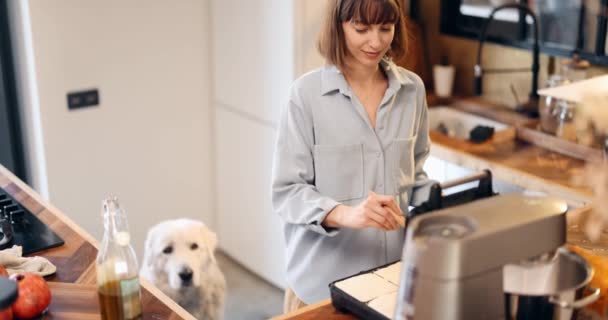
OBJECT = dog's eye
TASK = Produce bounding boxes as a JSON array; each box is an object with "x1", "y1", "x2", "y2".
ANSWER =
[
  {"x1": 190, "y1": 243, "x2": 199, "y2": 250},
  {"x1": 162, "y1": 246, "x2": 173, "y2": 254}
]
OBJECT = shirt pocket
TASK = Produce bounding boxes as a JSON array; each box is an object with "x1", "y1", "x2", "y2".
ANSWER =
[
  {"x1": 391, "y1": 136, "x2": 416, "y2": 189},
  {"x1": 313, "y1": 143, "x2": 364, "y2": 202}
]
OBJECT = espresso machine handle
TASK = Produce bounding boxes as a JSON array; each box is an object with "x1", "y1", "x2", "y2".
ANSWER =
[
  {"x1": 439, "y1": 171, "x2": 491, "y2": 189},
  {"x1": 407, "y1": 169, "x2": 496, "y2": 228}
]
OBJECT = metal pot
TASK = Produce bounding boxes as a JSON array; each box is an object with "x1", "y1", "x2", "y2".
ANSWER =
[{"x1": 503, "y1": 247, "x2": 600, "y2": 320}]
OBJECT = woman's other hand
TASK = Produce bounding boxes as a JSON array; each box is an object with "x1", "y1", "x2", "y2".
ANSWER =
[{"x1": 323, "y1": 193, "x2": 404, "y2": 230}]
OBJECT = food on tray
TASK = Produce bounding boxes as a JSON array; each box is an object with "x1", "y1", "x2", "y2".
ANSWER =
[
  {"x1": 373, "y1": 262, "x2": 402, "y2": 285},
  {"x1": 368, "y1": 291, "x2": 398, "y2": 319},
  {"x1": 334, "y1": 273, "x2": 397, "y2": 302}
]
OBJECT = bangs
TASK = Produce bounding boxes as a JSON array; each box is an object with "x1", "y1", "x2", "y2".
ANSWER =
[
  {"x1": 339, "y1": 0, "x2": 400, "y2": 25},
  {"x1": 317, "y1": 0, "x2": 408, "y2": 69}
]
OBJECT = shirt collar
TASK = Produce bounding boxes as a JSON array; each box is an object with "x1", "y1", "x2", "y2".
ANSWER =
[{"x1": 320, "y1": 58, "x2": 413, "y2": 96}]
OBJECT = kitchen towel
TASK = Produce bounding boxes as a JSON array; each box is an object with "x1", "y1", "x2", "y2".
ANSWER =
[{"x1": 0, "y1": 245, "x2": 56, "y2": 276}]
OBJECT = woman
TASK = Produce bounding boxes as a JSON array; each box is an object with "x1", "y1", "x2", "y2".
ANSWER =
[{"x1": 271, "y1": 0, "x2": 433, "y2": 312}]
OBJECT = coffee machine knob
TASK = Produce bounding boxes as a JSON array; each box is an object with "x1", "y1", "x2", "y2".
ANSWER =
[{"x1": 10, "y1": 210, "x2": 25, "y2": 224}]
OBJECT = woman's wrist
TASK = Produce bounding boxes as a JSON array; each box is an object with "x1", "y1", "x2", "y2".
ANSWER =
[{"x1": 323, "y1": 205, "x2": 346, "y2": 228}]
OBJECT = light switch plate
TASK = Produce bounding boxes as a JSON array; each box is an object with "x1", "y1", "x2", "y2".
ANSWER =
[{"x1": 67, "y1": 89, "x2": 99, "y2": 110}]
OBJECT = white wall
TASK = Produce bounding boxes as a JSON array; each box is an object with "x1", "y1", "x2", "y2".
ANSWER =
[
  {"x1": 211, "y1": 0, "x2": 296, "y2": 289},
  {"x1": 11, "y1": 0, "x2": 213, "y2": 256}
]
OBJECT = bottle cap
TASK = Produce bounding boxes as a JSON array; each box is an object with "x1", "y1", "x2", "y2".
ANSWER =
[
  {"x1": 102, "y1": 196, "x2": 121, "y2": 215},
  {"x1": 115, "y1": 231, "x2": 131, "y2": 246}
]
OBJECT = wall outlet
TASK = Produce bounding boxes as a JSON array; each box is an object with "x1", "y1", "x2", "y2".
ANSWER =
[{"x1": 67, "y1": 89, "x2": 99, "y2": 110}]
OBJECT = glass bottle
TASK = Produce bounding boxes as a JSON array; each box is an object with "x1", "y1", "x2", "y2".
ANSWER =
[{"x1": 96, "y1": 197, "x2": 143, "y2": 320}]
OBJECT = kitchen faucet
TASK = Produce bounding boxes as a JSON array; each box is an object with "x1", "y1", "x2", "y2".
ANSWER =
[{"x1": 474, "y1": 3, "x2": 540, "y2": 118}]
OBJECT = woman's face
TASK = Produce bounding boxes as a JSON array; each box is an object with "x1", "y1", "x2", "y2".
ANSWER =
[{"x1": 341, "y1": 20, "x2": 395, "y2": 69}]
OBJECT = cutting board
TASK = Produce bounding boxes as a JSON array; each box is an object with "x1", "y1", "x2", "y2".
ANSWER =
[{"x1": 44, "y1": 282, "x2": 101, "y2": 319}]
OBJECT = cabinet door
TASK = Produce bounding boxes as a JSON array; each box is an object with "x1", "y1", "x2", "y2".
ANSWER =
[
  {"x1": 0, "y1": 87, "x2": 17, "y2": 172},
  {"x1": 215, "y1": 107, "x2": 286, "y2": 289},
  {"x1": 0, "y1": 0, "x2": 25, "y2": 180}
]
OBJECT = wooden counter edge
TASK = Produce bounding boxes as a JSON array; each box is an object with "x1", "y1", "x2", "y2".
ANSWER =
[
  {"x1": 0, "y1": 164, "x2": 197, "y2": 320},
  {"x1": 270, "y1": 299, "x2": 333, "y2": 320}
]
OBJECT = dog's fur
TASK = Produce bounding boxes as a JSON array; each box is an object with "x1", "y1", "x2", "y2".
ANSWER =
[{"x1": 141, "y1": 219, "x2": 226, "y2": 320}]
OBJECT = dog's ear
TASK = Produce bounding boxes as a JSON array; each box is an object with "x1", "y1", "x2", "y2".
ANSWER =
[
  {"x1": 200, "y1": 225, "x2": 218, "y2": 252},
  {"x1": 143, "y1": 224, "x2": 158, "y2": 268},
  {"x1": 201, "y1": 225, "x2": 218, "y2": 264}
]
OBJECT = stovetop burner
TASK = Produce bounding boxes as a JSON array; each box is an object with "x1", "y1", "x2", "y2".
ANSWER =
[{"x1": 0, "y1": 187, "x2": 64, "y2": 255}]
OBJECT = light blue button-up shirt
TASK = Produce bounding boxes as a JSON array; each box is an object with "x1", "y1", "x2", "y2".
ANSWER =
[{"x1": 271, "y1": 59, "x2": 433, "y2": 303}]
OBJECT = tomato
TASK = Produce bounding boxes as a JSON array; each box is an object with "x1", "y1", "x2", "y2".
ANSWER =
[{"x1": 9, "y1": 273, "x2": 52, "y2": 319}]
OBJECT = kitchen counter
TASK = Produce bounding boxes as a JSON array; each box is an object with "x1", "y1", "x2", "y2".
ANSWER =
[
  {"x1": 0, "y1": 164, "x2": 195, "y2": 320},
  {"x1": 430, "y1": 131, "x2": 591, "y2": 203},
  {"x1": 273, "y1": 210, "x2": 607, "y2": 320},
  {"x1": 428, "y1": 98, "x2": 593, "y2": 204},
  {"x1": 273, "y1": 99, "x2": 608, "y2": 320}
]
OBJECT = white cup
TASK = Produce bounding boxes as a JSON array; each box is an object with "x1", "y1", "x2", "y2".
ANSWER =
[{"x1": 433, "y1": 65, "x2": 456, "y2": 98}]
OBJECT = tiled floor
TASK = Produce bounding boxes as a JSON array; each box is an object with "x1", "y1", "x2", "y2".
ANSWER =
[{"x1": 216, "y1": 251, "x2": 284, "y2": 320}]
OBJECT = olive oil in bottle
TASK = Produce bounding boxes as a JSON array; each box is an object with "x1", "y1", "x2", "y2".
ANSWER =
[{"x1": 96, "y1": 197, "x2": 142, "y2": 320}]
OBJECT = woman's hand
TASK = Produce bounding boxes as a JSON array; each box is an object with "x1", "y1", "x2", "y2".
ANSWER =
[{"x1": 323, "y1": 193, "x2": 405, "y2": 231}]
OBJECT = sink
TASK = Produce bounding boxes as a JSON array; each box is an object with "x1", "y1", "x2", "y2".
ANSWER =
[{"x1": 428, "y1": 106, "x2": 510, "y2": 141}]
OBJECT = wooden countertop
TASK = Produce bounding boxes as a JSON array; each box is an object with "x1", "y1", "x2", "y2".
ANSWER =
[{"x1": 0, "y1": 164, "x2": 196, "y2": 320}]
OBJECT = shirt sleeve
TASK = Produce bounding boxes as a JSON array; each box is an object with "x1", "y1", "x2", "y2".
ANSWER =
[
  {"x1": 409, "y1": 91, "x2": 437, "y2": 207},
  {"x1": 271, "y1": 87, "x2": 341, "y2": 236}
]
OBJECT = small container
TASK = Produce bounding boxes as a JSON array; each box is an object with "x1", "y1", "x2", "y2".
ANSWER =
[
  {"x1": 540, "y1": 74, "x2": 570, "y2": 134},
  {"x1": 0, "y1": 278, "x2": 18, "y2": 320},
  {"x1": 554, "y1": 99, "x2": 577, "y2": 142},
  {"x1": 433, "y1": 56, "x2": 455, "y2": 98}
]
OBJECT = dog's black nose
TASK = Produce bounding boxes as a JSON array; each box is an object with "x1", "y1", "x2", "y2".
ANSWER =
[{"x1": 179, "y1": 267, "x2": 193, "y2": 282}]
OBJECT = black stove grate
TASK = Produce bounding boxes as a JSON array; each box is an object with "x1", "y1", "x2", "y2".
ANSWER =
[{"x1": 0, "y1": 187, "x2": 64, "y2": 255}]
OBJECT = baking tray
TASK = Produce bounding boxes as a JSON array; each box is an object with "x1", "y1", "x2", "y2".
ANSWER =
[
  {"x1": 330, "y1": 171, "x2": 498, "y2": 319},
  {"x1": 329, "y1": 260, "x2": 400, "y2": 320}
]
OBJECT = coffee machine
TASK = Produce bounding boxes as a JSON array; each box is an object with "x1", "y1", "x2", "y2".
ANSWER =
[{"x1": 395, "y1": 193, "x2": 568, "y2": 320}]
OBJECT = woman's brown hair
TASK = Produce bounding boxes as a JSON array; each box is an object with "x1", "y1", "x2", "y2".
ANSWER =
[{"x1": 317, "y1": 0, "x2": 408, "y2": 71}]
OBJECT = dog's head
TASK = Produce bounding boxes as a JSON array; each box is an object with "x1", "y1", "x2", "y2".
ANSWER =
[{"x1": 143, "y1": 219, "x2": 218, "y2": 290}]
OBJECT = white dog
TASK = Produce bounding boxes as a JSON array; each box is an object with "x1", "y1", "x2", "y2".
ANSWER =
[{"x1": 141, "y1": 219, "x2": 226, "y2": 320}]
